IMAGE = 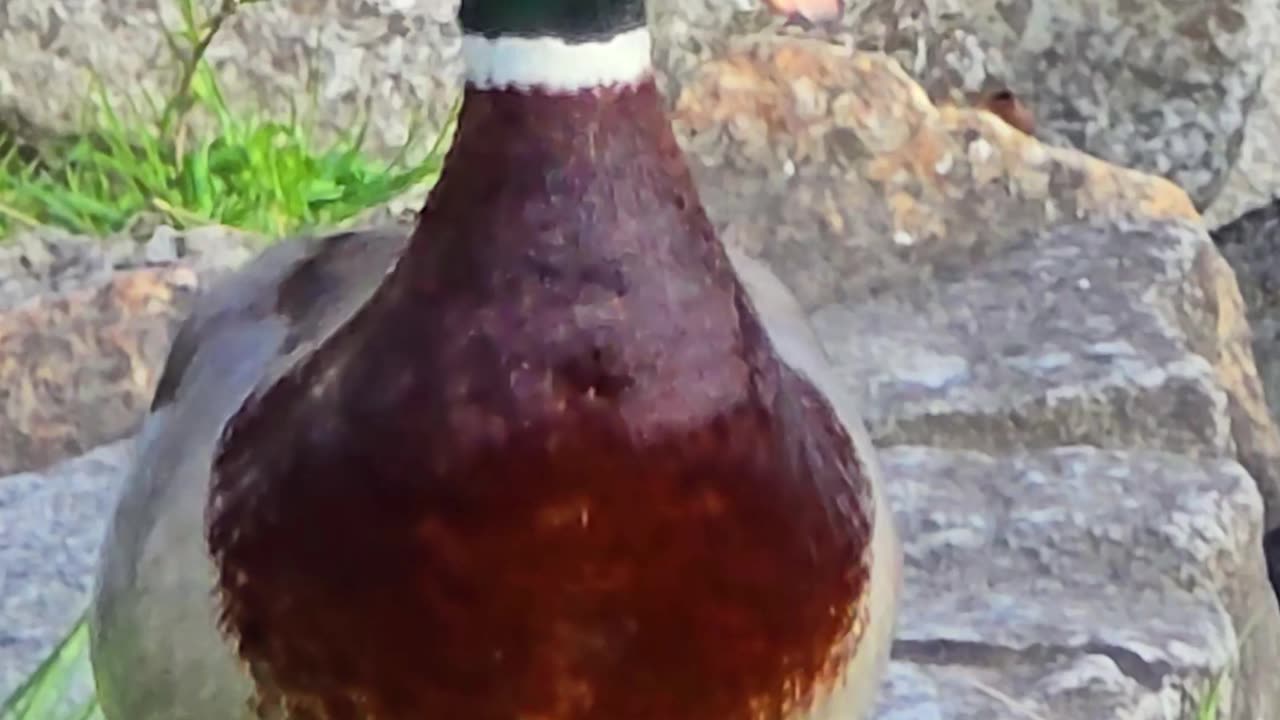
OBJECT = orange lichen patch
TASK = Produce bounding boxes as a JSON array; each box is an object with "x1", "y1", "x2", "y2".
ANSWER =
[
  {"x1": 676, "y1": 54, "x2": 802, "y2": 137},
  {"x1": 884, "y1": 191, "x2": 946, "y2": 244},
  {"x1": 930, "y1": 102, "x2": 1200, "y2": 223},
  {"x1": 0, "y1": 265, "x2": 197, "y2": 474},
  {"x1": 863, "y1": 125, "x2": 961, "y2": 188},
  {"x1": 674, "y1": 39, "x2": 1202, "y2": 237}
]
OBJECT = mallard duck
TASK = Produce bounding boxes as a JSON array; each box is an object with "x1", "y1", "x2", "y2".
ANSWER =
[{"x1": 89, "y1": 0, "x2": 901, "y2": 718}]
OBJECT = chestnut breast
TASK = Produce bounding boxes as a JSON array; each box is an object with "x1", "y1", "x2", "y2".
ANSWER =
[{"x1": 209, "y1": 85, "x2": 875, "y2": 720}]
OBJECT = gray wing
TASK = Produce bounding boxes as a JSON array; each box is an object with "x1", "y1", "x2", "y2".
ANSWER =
[{"x1": 90, "y1": 225, "x2": 408, "y2": 720}]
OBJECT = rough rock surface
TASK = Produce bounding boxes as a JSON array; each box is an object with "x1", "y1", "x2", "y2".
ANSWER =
[
  {"x1": 0, "y1": 440, "x2": 129, "y2": 707},
  {"x1": 0, "y1": 0, "x2": 462, "y2": 162},
  {"x1": 0, "y1": 267, "x2": 192, "y2": 477},
  {"x1": 655, "y1": 0, "x2": 1280, "y2": 212},
  {"x1": 1205, "y1": 56, "x2": 1280, "y2": 229},
  {"x1": 2, "y1": 0, "x2": 1276, "y2": 212},
  {"x1": 0, "y1": 225, "x2": 252, "y2": 476},
  {"x1": 3, "y1": 36, "x2": 1280, "y2": 720},
  {"x1": 876, "y1": 447, "x2": 1266, "y2": 719}
]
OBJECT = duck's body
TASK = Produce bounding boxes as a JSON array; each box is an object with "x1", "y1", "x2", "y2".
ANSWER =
[
  {"x1": 91, "y1": 228, "x2": 405, "y2": 719},
  {"x1": 90, "y1": 1, "x2": 900, "y2": 718}
]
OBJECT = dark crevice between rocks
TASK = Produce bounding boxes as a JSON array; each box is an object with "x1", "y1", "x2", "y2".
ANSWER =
[
  {"x1": 0, "y1": 119, "x2": 46, "y2": 173},
  {"x1": 892, "y1": 638, "x2": 1173, "y2": 691},
  {"x1": 1211, "y1": 198, "x2": 1280, "y2": 606}
]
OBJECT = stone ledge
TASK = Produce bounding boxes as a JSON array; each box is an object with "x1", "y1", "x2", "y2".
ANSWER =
[
  {"x1": 0, "y1": 439, "x2": 130, "y2": 701},
  {"x1": 812, "y1": 220, "x2": 1233, "y2": 460},
  {"x1": 877, "y1": 445, "x2": 1275, "y2": 719},
  {"x1": 0, "y1": 267, "x2": 196, "y2": 476}
]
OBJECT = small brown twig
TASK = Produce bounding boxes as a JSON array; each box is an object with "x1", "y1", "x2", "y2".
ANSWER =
[{"x1": 159, "y1": 0, "x2": 246, "y2": 134}]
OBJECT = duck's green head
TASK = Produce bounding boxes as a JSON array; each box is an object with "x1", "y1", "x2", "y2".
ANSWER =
[
  {"x1": 459, "y1": 0, "x2": 645, "y2": 41},
  {"x1": 458, "y1": 0, "x2": 844, "y2": 93}
]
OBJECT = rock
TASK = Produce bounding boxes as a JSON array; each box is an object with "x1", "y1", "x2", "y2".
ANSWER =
[
  {"x1": 1268, "y1": 529, "x2": 1280, "y2": 604},
  {"x1": 0, "y1": 439, "x2": 129, "y2": 703},
  {"x1": 4, "y1": 0, "x2": 1275, "y2": 210},
  {"x1": 1214, "y1": 202, "x2": 1280, "y2": 391},
  {"x1": 142, "y1": 229, "x2": 179, "y2": 265},
  {"x1": 875, "y1": 446, "x2": 1272, "y2": 720},
  {"x1": 0, "y1": 228, "x2": 114, "y2": 309},
  {"x1": 177, "y1": 225, "x2": 256, "y2": 272},
  {"x1": 1205, "y1": 57, "x2": 1280, "y2": 229},
  {"x1": 670, "y1": 42, "x2": 1199, "y2": 308},
  {"x1": 0, "y1": 266, "x2": 195, "y2": 476},
  {"x1": 0, "y1": 225, "x2": 255, "y2": 475},
  {"x1": 1212, "y1": 202, "x2": 1280, "y2": 499},
  {"x1": 655, "y1": 0, "x2": 1280, "y2": 211},
  {"x1": 813, "y1": 221, "x2": 1230, "y2": 452}
]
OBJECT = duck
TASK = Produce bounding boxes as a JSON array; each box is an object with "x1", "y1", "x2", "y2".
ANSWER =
[{"x1": 89, "y1": 0, "x2": 902, "y2": 718}]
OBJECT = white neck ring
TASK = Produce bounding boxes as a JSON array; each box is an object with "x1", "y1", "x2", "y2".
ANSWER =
[{"x1": 462, "y1": 27, "x2": 654, "y2": 93}]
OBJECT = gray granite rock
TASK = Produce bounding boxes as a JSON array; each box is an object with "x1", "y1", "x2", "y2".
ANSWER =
[
  {"x1": 1205, "y1": 56, "x2": 1280, "y2": 229},
  {"x1": 790, "y1": 217, "x2": 1280, "y2": 715},
  {"x1": 2, "y1": 0, "x2": 1276, "y2": 211},
  {"x1": 656, "y1": 0, "x2": 1280, "y2": 211},
  {"x1": 0, "y1": 225, "x2": 255, "y2": 477},
  {"x1": 0, "y1": 440, "x2": 129, "y2": 703},
  {"x1": 814, "y1": 220, "x2": 1230, "y2": 459},
  {"x1": 875, "y1": 446, "x2": 1277, "y2": 720},
  {"x1": 0, "y1": 0, "x2": 462, "y2": 163}
]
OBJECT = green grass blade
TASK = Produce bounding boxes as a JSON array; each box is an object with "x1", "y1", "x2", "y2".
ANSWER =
[{"x1": 1, "y1": 614, "x2": 98, "y2": 720}]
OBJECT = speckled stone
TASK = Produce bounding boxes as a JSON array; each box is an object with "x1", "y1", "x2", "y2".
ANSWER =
[
  {"x1": 872, "y1": 446, "x2": 1275, "y2": 719},
  {"x1": 0, "y1": 225, "x2": 255, "y2": 475},
  {"x1": 1205, "y1": 57, "x2": 1280, "y2": 229},
  {"x1": 1, "y1": 0, "x2": 1274, "y2": 212},
  {"x1": 654, "y1": 0, "x2": 1280, "y2": 212},
  {"x1": 0, "y1": 266, "x2": 195, "y2": 476},
  {"x1": 0, "y1": 0, "x2": 463, "y2": 163},
  {"x1": 0, "y1": 439, "x2": 129, "y2": 706},
  {"x1": 670, "y1": 44, "x2": 1201, "y2": 309}
]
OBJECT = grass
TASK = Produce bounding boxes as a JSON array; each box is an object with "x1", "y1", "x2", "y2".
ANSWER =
[
  {"x1": 1, "y1": 614, "x2": 99, "y2": 720},
  {"x1": 0, "y1": 0, "x2": 452, "y2": 717},
  {"x1": 0, "y1": 0, "x2": 454, "y2": 241}
]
